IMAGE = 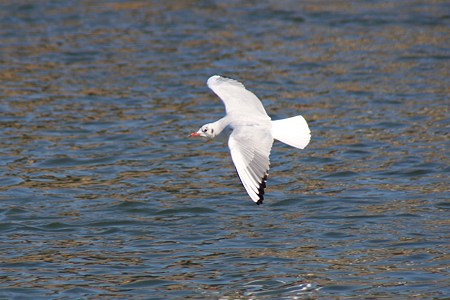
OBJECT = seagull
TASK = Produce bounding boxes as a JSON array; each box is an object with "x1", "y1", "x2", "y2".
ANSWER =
[{"x1": 190, "y1": 75, "x2": 311, "y2": 205}]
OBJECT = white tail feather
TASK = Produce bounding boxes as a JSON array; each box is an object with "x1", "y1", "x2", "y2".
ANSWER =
[{"x1": 271, "y1": 115, "x2": 311, "y2": 149}]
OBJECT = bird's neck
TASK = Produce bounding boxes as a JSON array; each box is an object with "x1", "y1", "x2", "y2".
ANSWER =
[{"x1": 211, "y1": 117, "x2": 229, "y2": 137}]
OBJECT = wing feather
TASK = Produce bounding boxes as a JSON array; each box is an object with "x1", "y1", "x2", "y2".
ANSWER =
[
  {"x1": 207, "y1": 75, "x2": 269, "y2": 118},
  {"x1": 228, "y1": 126, "x2": 273, "y2": 204}
]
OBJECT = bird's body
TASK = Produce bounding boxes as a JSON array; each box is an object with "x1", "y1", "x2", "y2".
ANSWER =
[{"x1": 190, "y1": 75, "x2": 311, "y2": 204}]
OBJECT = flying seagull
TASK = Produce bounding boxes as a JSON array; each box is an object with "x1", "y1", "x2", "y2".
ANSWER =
[{"x1": 190, "y1": 75, "x2": 311, "y2": 204}]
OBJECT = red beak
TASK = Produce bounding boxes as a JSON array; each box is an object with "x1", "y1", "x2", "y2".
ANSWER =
[{"x1": 189, "y1": 132, "x2": 201, "y2": 137}]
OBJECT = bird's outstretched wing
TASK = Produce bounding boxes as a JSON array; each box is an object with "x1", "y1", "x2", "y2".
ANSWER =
[
  {"x1": 207, "y1": 75, "x2": 269, "y2": 118},
  {"x1": 228, "y1": 125, "x2": 273, "y2": 204}
]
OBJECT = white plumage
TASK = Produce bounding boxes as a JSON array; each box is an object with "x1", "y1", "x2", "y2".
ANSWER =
[{"x1": 190, "y1": 75, "x2": 311, "y2": 204}]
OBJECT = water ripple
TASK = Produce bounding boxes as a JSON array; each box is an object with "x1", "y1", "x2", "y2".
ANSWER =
[{"x1": 0, "y1": 0, "x2": 448, "y2": 299}]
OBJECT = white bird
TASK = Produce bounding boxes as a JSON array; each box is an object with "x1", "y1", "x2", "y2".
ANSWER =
[{"x1": 190, "y1": 75, "x2": 311, "y2": 205}]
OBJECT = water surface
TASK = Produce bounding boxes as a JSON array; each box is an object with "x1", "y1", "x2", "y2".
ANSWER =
[{"x1": 0, "y1": 1, "x2": 449, "y2": 299}]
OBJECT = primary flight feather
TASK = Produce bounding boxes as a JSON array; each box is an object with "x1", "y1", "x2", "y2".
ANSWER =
[{"x1": 190, "y1": 75, "x2": 311, "y2": 205}]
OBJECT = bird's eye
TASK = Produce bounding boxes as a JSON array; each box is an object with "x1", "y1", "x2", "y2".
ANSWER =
[{"x1": 203, "y1": 128, "x2": 208, "y2": 132}]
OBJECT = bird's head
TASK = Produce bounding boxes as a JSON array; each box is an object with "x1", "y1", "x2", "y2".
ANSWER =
[{"x1": 189, "y1": 123, "x2": 217, "y2": 138}]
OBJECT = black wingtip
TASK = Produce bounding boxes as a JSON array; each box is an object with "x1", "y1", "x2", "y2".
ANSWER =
[{"x1": 255, "y1": 174, "x2": 268, "y2": 205}]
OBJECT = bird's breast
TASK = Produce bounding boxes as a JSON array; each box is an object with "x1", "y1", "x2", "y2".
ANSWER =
[{"x1": 227, "y1": 114, "x2": 271, "y2": 129}]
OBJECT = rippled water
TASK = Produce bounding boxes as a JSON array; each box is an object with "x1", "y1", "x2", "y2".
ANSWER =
[{"x1": 1, "y1": 1, "x2": 449, "y2": 299}]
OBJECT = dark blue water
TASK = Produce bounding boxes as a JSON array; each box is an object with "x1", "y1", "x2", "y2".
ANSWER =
[{"x1": 1, "y1": 1, "x2": 449, "y2": 299}]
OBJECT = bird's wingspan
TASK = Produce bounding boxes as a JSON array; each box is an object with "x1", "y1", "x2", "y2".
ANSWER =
[
  {"x1": 228, "y1": 125, "x2": 273, "y2": 204},
  {"x1": 207, "y1": 75, "x2": 269, "y2": 118}
]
